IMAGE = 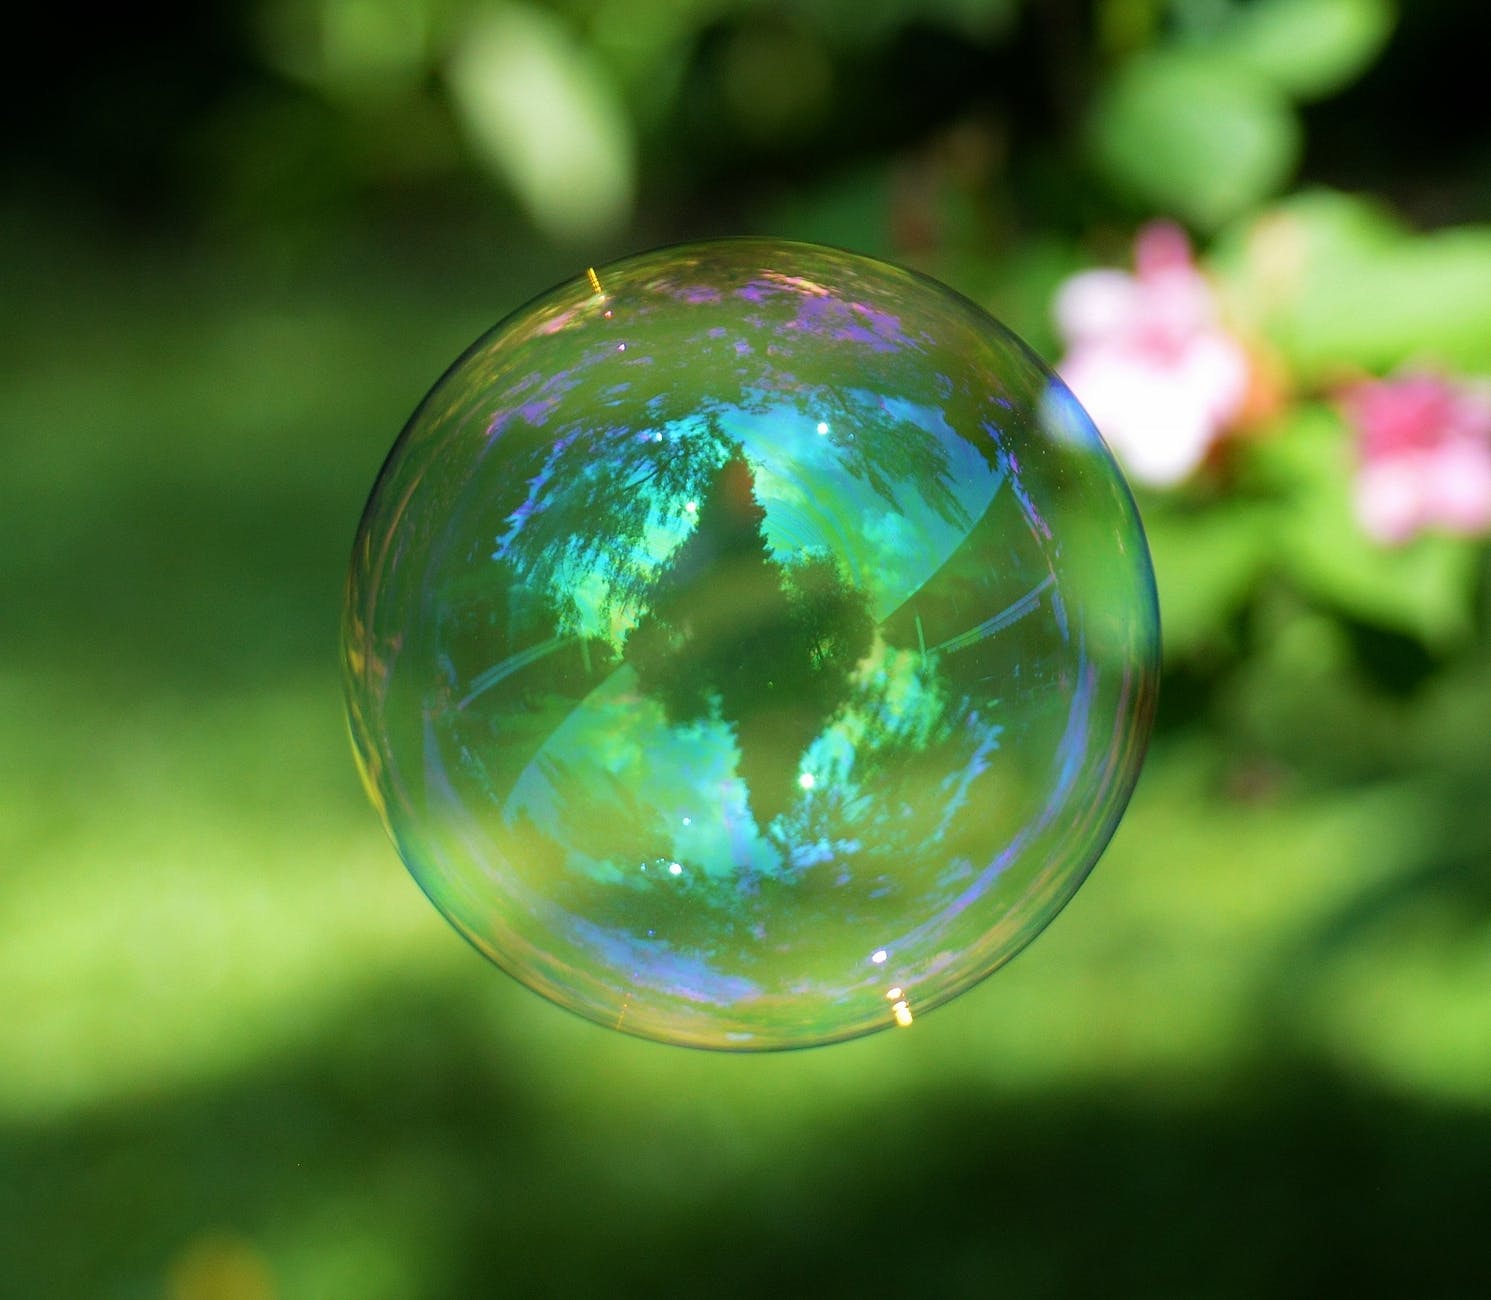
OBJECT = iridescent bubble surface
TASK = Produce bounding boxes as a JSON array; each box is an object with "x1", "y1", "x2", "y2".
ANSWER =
[{"x1": 343, "y1": 239, "x2": 1159, "y2": 1049}]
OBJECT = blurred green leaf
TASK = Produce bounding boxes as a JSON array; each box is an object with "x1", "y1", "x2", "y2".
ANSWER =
[
  {"x1": 764, "y1": 163, "x2": 894, "y2": 257},
  {"x1": 1219, "y1": 191, "x2": 1491, "y2": 377},
  {"x1": 915, "y1": 0, "x2": 1022, "y2": 41},
  {"x1": 748, "y1": 0, "x2": 1020, "y2": 47},
  {"x1": 446, "y1": 2, "x2": 635, "y2": 242},
  {"x1": 1206, "y1": 0, "x2": 1396, "y2": 101},
  {"x1": 721, "y1": 19, "x2": 834, "y2": 143},
  {"x1": 985, "y1": 236, "x2": 1092, "y2": 359},
  {"x1": 1099, "y1": 0, "x2": 1164, "y2": 57},
  {"x1": 1090, "y1": 49, "x2": 1300, "y2": 229},
  {"x1": 257, "y1": 0, "x2": 437, "y2": 99},
  {"x1": 1380, "y1": 231, "x2": 1491, "y2": 372},
  {"x1": 1141, "y1": 494, "x2": 1278, "y2": 659},
  {"x1": 1250, "y1": 405, "x2": 1479, "y2": 646}
]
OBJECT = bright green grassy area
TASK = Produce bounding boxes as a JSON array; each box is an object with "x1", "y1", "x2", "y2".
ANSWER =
[{"x1": 4, "y1": 224, "x2": 1490, "y2": 1298}]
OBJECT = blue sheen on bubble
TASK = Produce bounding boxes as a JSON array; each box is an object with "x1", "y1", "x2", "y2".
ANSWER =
[{"x1": 343, "y1": 239, "x2": 1160, "y2": 1049}]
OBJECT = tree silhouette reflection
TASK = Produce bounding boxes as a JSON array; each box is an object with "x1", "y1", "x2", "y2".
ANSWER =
[{"x1": 628, "y1": 451, "x2": 874, "y2": 826}]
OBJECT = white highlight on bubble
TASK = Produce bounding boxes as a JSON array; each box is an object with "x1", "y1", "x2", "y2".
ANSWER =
[
  {"x1": 886, "y1": 980, "x2": 913, "y2": 1026},
  {"x1": 870, "y1": 948, "x2": 888, "y2": 965},
  {"x1": 668, "y1": 862, "x2": 683, "y2": 876},
  {"x1": 816, "y1": 420, "x2": 829, "y2": 435},
  {"x1": 798, "y1": 772, "x2": 816, "y2": 790}
]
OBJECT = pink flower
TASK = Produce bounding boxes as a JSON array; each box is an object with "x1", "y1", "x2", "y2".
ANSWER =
[
  {"x1": 1344, "y1": 373, "x2": 1491, "y2": 545},
  {"x1": 1054, "y1": 222, "x2": 1250, "y2": 487}
]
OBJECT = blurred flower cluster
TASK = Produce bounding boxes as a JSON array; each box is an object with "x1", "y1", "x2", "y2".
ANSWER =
[
  {"x1": 1054, "y1": 222, "x2": 1251, "y2": 487},
  {"x1": 1344, "y1": 373, "x2": 1491, "y2": 544},
  {"x1": 1033, "y1": 136, "x2": 1491, "y2": 665},
  {"x1": 1054, "y1": 224, "x2": 1491, "y2": 553}
]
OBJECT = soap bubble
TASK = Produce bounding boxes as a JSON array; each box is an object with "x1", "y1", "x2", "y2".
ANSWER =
[{"x1": 343, "y1": 239, "x2": 1159, "y2": 1049}]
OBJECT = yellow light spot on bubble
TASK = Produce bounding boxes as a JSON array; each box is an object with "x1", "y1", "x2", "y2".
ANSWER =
[
  {"x1": 586, "y1": 266, "x2": 603, "y2": 295},
  {"x1": 891, "y1": 999, "x2": 913, "y2": 1028},
  {"x1": 885, "y1": 986, "x2": 902, "y2": 1000}
]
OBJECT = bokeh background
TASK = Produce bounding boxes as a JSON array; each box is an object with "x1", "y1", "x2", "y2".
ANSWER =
[{"x1": 6, "y1": 1, "x2": 1491, "y2": 1295}]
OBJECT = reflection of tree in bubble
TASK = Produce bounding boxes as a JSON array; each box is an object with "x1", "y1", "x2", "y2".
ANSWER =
[
  {"x1": 529, "y1": 629, "x2": 1006, "y2": 973},
  {"x1": 481, "y1": 269, "x2": 982, "y2": 656},
  {"x1": 627, "y1": 451, "x2": 874, "y2": 827},
  {"x1": 440, "y1": 268, "x2": 1013, "y2": 853}
]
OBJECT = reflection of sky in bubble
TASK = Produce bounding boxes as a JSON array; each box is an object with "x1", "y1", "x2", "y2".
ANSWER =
[{"x1": 344, "y1": 239, "x2": 1159, "y2": 1050}]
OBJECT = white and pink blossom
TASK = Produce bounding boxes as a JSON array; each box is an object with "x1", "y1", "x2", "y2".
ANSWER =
[
  {"x1": 1343, "y1": 373, "x2": 1491, "y2": 545},
  {"x1": 1054, "y1": 222, "x2": 1251, "y2": 487}
]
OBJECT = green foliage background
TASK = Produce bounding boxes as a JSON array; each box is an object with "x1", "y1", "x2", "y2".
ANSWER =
[{"x1": 5, "y1": 1, "x2": 1491, "y2": 1295}]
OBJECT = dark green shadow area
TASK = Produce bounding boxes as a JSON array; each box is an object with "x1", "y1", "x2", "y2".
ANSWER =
[{"x1": 4, "y1": 997, "x2": 1487, "y2": 1299}]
